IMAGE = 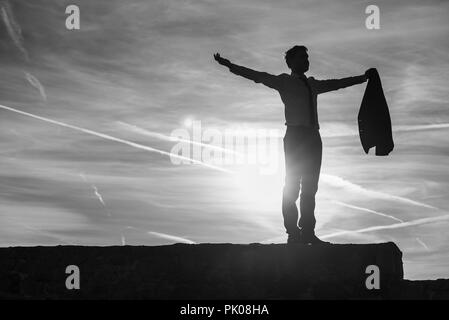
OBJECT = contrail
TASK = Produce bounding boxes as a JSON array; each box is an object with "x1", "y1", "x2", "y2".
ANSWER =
[
  {"x1": 0, "y1": 0, "x2": 29, "y2": 61},
  {"x1": 322, "y1": 174, "x2": 438, "y2": 210},
  {"x1": 321, "y1": 214, "x2": 449, "y2": 239},
  {"x1": 395, "y1": 123, "x2": 449, "y2": 132},
  {"x1": 415, "y1": 238, "x2": 430, "y2": 251},
  {"x1": 0, "y1": 104, "x2": 232, "y2": 173},
  {"x1": 23, "y1": 224, "x2": 74, "y2": 245},
  {"x1": 24, "y1": 72, "x2": 47, "y2": 101},
  {"x1": 148, "y1": 231, "x2": 196, "y2": 244},
  {"x1": 92, "y1": 185, "x2": 107, "y2": 208},
  {"x1": 259, "y1": 214, "x2": 449, "y2": 244},
  {"x1": 79, "y1": 173, "x2": 111, "y2": 217},
  {"x1": 81, "y1": 173, "x2": 127, "y2": 244},
  {"x1": 1, "y1": 2, "x2": 48, "y2": 101},
  {"x1": 126, "y1": 226, "x2": 196, "y2": 244},
  {"x1": 322, "y1": 123, "x2": 449, "y2": 138},
  {"x1": 333, "y1": 201, "x2": 405, "y2": 223},
  {"x1": 118, "y1": 121, "x2": 241, "y2": 156}
]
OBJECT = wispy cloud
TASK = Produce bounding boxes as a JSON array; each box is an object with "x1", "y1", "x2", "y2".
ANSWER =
[
  {"x1": 416, "y1": 238, "x2": 430, "y2": 251},
  {"x1": 321, "y1": 214, "x2": 449, "y2": 240},
  {"x1": 1, "y1": 1, "x2": 49, "y2": 103},
  {"x1": 24, "y1": 71, "x2": 47, "y2": 101},
  {"x1": 322, "y1": 174, "x2": 438, "y2": 210},
  {"x1": 79, "y1": 173, "x2": 111, "y2": 217},
  {"x1": 0, "y1": 0, "x2": 29, "y2": 61},
  {"x1": 0, "y1": 104, "x2": 231, "y2": 173},
  {"x1": 259, "y1": 213, "x2": 449, "y2": 244},
  {"x1": 322, "y1": 123, "x2": 449, "y2": 139},
  {"x1": 333, "y1": 200, "x2": 405, "y2": 223},
  {"x1": 124, "y1": 226, "x2": 196, "y2": 244},
  {"x1": 117, "y1": 121, "x2": 240, "y2": 156},
  {"x1": 147, "y1": 231, "x2": 196, "y2": 244},
  {"x1": 395, "y1": 123, "x2": 449, "y2": 132},
  {"x1": 22, "y1": 224, "x2": 74, "y2": 245}
]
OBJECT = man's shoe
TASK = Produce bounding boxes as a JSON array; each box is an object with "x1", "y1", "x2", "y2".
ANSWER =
[{"x1": 300, "y1": 233, "x2": 330, "y2": 245}]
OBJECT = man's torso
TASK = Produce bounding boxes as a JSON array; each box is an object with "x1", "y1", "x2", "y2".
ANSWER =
[{"x1": 277, "y1": 74, "x2": 319, "y2": 129}]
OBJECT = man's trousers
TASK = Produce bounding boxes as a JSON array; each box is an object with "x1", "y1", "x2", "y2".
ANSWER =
[{"x1": 282, "y1": 126, "x2": 322, "y2": 236}]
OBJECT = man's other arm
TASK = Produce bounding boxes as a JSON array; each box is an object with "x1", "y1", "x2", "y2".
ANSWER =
[
  {"x1": 214, "y1": 53, "x2": 281, "y2": 90},
  {"x1": 310, "y1": 69, "x2": 375, "y2": 94}
]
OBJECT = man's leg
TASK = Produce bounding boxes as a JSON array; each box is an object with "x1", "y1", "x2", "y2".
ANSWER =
[
  {"x1": 282, "y1": 128, "x2": 303, "y2": 238},
  {"x1": 282, "y1": 177, "x2": 301, "y2": 236},
  {"x1": 298, "y1": 130, "x2": 323, "y2": 240}
]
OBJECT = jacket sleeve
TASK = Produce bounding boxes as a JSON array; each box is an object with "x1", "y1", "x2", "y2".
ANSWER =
[
  {"x1": 310, "y1": 75, "x2": 366, "y2": 94},
  {"x1": 228, "y1": 63, "x2": 282, "y2": 90}
]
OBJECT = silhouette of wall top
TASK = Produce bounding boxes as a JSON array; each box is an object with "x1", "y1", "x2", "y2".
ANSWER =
[{"x1": 5, "y1": 242, "x2": 438, "y2": 299}]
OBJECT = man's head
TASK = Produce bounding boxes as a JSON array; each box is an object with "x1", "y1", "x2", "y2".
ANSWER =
[{"x1": 285, "y1": 45, "x2": 309, "y2": 74}]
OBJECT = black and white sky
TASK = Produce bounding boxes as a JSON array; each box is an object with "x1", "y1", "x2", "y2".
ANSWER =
[{"x1": 0, "y1": 0, "x2": 449, "y2": 280}]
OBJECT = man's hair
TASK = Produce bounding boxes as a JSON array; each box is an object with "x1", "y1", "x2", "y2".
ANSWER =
[{"x1": 284, "y1": 45, "x2": 308, "y2": 69}]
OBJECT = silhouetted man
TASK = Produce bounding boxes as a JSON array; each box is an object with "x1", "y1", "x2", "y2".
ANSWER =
[{"x1": 214, "y1": 46, "x2": 374, "y2": 244}]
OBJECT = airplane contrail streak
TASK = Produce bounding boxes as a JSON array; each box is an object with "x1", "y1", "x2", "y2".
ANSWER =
[
  {"x1": 23, "y1": 224, "x2": 73, "y2": 245},
  {"x1": 1, "y1": 2, "x2": 49, "y2": 101},
  {"x1": 259, "y1": 214, "x2": 449, "y2": 244},
  {"x1": 322, "y1": 174, "x2": 438, "y2": 210},
  {"x1": 322, "y1": 123, "x2": 449, "y2": 139},
  {"x1": 118, "y1": 121, "x2": 241, "y2": 156},
  {"x1": 416, "y1": 238, "x2": 430, "y2": 251},
  {"x1": 125, "y1": 226, "x2": 196, "y2": 244},
  {"x1": 148, "y1": 231, "x2": 196, "y2": 244},
  {"x1": 92, "y1": 185, "x2": 106, "y2": 207},
  {"x1": 321, "y1": 214, "x2": 449, "y2": 239},
  {"x1": 0, "y1": 1, "x2": 29, "y2": 61},
  {"x1": 395, "y1": 123, "x2": 449, "y2": 132},
  {"x1": 79, "y1": 173, "x2": 111, "y2": 217},
  {"x1": 0, "y1": 104, "x2": 231, "y2": 173},
  {"x1": 333, "y1": 201, "x2": 405, "y2": 223},
  {"x1": 24, "y1": 72, "x2": 47, "y2": 101}
]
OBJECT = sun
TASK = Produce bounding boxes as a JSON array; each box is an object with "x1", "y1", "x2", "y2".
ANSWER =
[{"x1": 231, "y1": 163, "x2": 284, "y2": 209}]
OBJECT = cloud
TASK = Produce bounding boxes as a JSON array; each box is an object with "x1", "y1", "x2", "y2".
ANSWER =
[
  {"x1": 395, "y1": 123, "x2": 449, "y2": 132},
  {"x1": 117, "y1": 121, "x2": 240, "y2": 156},
  {"x1": 1, "y1": 2, "x2": 48, "y2": 103},
  {"x1": 321, "y1": 122, "x2": 449, "y2": 139},
  {"x1": 0, "y1": 0, "x2": 29, "y2": 61},
  {"x1": 24, "y1": 71, "x2": 47, "y2": 101},
  {"x1": 322, "y1": 174, "x2": 438, "y2": 210},
  {"x1": 147, "y1": 231, "x2": 196, "y2": 244},
  {"x1": 321, "y1": 214, "x2": 449, "y2": 240},
  {"x1": 0, "y1": 104, "x2": 231, "y2": 173},
  {"x1": 333, "y1": 201, "x2": 405, "y2": 223},
  {"x1": 22, "y1": 224, "x2": 74, "y2": 245},
  {"x1": 79, "y1": 173, "x2": 111, "y2": 217},
  {"x1": 416, "y1": 238, "x2": 430, "y2": 251}
]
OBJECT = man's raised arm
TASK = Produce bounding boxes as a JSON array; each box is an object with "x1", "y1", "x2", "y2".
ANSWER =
[{"x1": 213, "y1": 53, "x2": 281, "y2": 90}]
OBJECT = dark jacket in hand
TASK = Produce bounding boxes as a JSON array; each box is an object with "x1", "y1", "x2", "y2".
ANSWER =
[{"x1": 358, "y1": 68, "x2": 394, "y2": 156}]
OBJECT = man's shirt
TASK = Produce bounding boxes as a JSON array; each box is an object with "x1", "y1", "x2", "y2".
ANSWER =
[{"x1": 228, "y1": 63, "x2": 366, "y2": 129}]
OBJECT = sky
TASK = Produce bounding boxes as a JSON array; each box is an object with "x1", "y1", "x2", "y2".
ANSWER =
[{"x1": 0, "y1": 0, "x2": 448, "y2": 280}]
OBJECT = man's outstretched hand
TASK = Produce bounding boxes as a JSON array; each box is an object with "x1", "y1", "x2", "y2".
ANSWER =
[
  {"x1": 214, "y1": 53, "x2": 231, "y2": 67},
  {"x1": 365, "y1": 68, "x2": 376, "y2": 81}
]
